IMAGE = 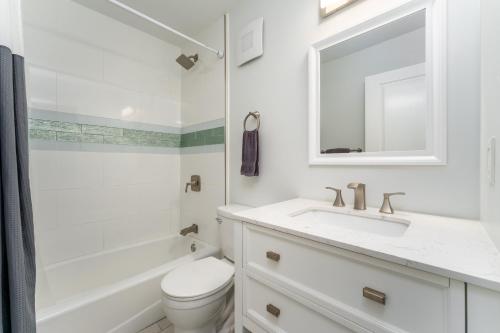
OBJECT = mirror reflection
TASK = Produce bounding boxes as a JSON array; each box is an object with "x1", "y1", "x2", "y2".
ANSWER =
[{"x1": 320, "y1": 10, "x2": 426, "y2": 154}]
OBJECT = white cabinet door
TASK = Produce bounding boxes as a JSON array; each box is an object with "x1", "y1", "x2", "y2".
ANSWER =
[
  {"x1": 468, "y1": 285, "x2": 500, "y2": 332},
  {"x1": 365, "y1": 63, "x2": 426, "y2": 152}
]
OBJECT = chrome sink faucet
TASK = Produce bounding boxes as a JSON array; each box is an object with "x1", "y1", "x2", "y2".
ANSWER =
[{"x1": 347, "y1": 182, "x2": 366, "y2": 210}]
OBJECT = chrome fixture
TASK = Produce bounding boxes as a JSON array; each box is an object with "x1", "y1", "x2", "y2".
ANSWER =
[
  {"x1": 185, "y1": 175, "x2": 201, "y2": 193},
  {"x1": 107, "y1": 0, "x2": 224, "y2": 58},
  {"x1": 379, "y1": 192, "x2": 406, "y2": 214},
  {"x1": 176, "y1": 54, "x2": 198, "y2": 70},
  {"x1": 180, "y1": 224, "x2": 198, "y2": 236},
  {"x1": 325, "y1": 187, "x2": 345, "y2": 207},
  {"x1": 347, "y1": 182, "x2": 366, "y2": 210}
]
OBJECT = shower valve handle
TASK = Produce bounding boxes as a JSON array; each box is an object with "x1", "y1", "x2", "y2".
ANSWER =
[{"x1": 185, "y1": 175, "x2": 201, "y2": 193}]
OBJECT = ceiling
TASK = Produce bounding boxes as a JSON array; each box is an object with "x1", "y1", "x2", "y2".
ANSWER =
[
  {"x1": 73, "y1": 0, "x2": 239, "y2": 45},
  {"x1": 321, "y1": 9, "x2": 426, "y2": 63}
]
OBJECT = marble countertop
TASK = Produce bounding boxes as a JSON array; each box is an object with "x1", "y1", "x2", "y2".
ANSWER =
[{"x1": 228, "y1": 198, "x2": 500, "y2": 292}]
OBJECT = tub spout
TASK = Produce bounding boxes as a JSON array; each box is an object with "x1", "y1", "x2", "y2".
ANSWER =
[{"x1": 180, "y1": 224, "x2": 198, "y2": 236}]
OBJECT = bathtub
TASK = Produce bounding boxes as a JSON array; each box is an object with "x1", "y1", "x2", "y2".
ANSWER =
[{"x1": 36, "y1": 236, "x2": 218, "y2": 333}]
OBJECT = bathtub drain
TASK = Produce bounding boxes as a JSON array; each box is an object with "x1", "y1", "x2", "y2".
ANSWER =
[{"x1": 190, "y1": 243, "x2": 197, "y2": 252}]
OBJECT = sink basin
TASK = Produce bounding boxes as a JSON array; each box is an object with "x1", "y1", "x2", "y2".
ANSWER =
[{"x1": 290, "y1": 208, "x2": 410, "y2": 237}]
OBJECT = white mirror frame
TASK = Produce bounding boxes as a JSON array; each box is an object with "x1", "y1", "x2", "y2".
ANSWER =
[{"x1": 309, "y1": 0, "x2": 447, "y2": 166}]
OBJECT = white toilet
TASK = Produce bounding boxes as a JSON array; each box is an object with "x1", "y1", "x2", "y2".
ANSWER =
[{"x1": 161, "y1": 205, "x2": 249, "y2": 333}]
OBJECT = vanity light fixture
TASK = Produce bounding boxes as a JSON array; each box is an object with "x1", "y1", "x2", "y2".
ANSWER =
[{"x1": 320, "y1": 0, "x2": 358, "y2": 18}]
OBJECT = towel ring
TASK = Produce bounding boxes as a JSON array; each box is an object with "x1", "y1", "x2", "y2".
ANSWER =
[{"x1": 244, "y1": 111, "x2": 260, "y2": 131}]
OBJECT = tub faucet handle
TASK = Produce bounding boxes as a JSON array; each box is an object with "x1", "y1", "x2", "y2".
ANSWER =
[{"x1": 325, "y1": 187, "x2": 345, "y2": 207}]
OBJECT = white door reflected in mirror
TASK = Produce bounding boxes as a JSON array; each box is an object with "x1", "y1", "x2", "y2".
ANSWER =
[{"x1": 365, "y1": 63, "x2": 427, "y2": 152}]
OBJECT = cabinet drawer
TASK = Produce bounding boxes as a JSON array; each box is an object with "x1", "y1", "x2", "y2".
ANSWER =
[
  {"x1": 244, "y1": 274, "x2": 365, "y2": 333},
  {"x1": 244, "y1": 225, "x2": 451, "y2": 333}
]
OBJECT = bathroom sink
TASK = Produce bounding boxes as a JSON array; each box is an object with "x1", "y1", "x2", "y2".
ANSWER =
[{"x1": 290, "y1": 208, "x2": 410, "y2": 237}]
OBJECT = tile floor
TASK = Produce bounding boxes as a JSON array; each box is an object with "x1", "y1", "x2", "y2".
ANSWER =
[{"x1": 137, "y1": 317, "x2": 173, "y2": 333}]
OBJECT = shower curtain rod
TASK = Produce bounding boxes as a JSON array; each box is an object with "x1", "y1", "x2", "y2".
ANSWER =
[{"x1": 107, "y1": 0, "x2": 225, "y2": 58}]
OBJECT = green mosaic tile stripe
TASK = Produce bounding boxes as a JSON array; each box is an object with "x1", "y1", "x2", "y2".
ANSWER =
[
  {"x1": 82, "y1": 124, "x2": 123, "y2": 137},
  {"x1": 56, "y1": 132, "x2": 105, "y2": 144},
  {"x1": 29, "y1": 119, "x2": 81, "y2": 133},
  {"x1": 28, "y1": 117, "x2": 223, "y2": 149},
  {"x1": 181, "y1": 127, "x2": 225, "y2": 147},
  {"x1": 123, "y1": 129, "x2": 180, "y2": 147},
  {"x1": 29, "y1": 129, "x2": 57, "y2": 141}
]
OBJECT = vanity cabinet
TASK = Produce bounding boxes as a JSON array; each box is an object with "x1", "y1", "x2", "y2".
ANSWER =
[
  {"x1": 235, "y1": 224, "x2": 465, "y2": 333},
  {"x1": 467, "y1": 285, "x2": 500, "y2": 332}
]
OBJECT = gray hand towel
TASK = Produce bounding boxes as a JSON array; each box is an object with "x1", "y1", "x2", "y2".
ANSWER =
[{"x1": 240, "y1": 129, "x2": 259, "y2": 177}]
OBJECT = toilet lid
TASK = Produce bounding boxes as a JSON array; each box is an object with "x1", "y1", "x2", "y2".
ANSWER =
[{"x1": 161, "y1": 257, "x2": 234, "y2": 300}]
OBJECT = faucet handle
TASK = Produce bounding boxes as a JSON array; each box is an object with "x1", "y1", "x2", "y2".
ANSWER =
[
  {"x1": 325, "y1": 187, "x2": 345, "y2": 207},
  {"x1": 379, "y1": 192, "x2": 406, "y2": 214},
  {"x1": 185, "y1": 175, "x2": 201, "y2": 193}
]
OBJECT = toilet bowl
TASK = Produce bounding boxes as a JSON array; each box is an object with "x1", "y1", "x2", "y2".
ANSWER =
[
  {"x1": 161, "y1": 205, "x2": 250, "y2": 333},
  {"x1": 161, "y1": 257, "x2": 234, "y2": 333}
]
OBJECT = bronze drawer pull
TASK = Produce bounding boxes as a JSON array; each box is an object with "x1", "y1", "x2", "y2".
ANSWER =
[
  {"x1": 363, "y1": 287, "x2": 386, "y2": 305},
  {"x1": 266, "y1": 251, "x2": 281, "y2": 262},
  {"x1": 266, "y1": 303, "x2": 281, "y2": 317}
]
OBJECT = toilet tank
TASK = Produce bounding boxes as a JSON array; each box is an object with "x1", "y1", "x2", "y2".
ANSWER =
[{"x1": 217, "y1": 204, "x2": 252, "y2": 262}]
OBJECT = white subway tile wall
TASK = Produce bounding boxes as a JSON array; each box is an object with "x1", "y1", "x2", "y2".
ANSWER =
[
  {"x1": 31, "y1": 151, "x2": 181, "y2": 265},
  {"x1": 24, "y1": 0, "x2": 225, "y2": 272},
  {"x1": 22, "y1": 0, "x2": 184, "y2": 267},
  {"x1": 23, "y1": 0, "x2": 182, "y2": 127},
  {"x1": 24, "y1": 26, "x2": 104, "y2": 81},
  {"x1": 25, "y1": 67, "x2": 57, "y2": 111}
]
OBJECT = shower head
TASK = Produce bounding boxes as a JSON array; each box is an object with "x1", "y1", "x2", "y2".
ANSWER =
[{"x1": 176, "y1": 54, "x2": 199, "y2": 70}]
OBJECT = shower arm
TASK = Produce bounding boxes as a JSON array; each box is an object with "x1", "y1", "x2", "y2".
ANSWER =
[{"x1": 107, "y1": 0, "x2": 225, "y2": 59}]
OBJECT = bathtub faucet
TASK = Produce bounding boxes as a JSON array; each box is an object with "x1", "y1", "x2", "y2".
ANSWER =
[{"x1": 180, "y1": 224, "x2": 199, "y2": 236}]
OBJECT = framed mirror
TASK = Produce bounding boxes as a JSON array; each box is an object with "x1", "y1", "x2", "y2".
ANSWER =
[{"x1": 309, "y1": 0, "x2": 447, "y2": 165}]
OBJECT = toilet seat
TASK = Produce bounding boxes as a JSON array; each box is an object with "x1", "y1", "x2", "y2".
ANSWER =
[{"x1": 161, "y1": 257, "x2": 234, "y2": 302}]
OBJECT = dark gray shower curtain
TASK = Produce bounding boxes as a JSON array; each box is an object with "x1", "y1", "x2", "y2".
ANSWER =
[{"x1": 0, "y1": 45, "x2": 36, "y2": 332}]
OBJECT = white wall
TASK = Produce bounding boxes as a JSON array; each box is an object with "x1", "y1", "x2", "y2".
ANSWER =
[
  {"x1": 23, "y1": 0, "x2": 183, "y2": 267},
  {"x1": 480, "y1": 0, "x2": 500, "y2": 249},
  {"x1": 180, "y1": 17, "x2": 226, "y2": 246},
  {"x1": 321, "y1": 28, "x2": 425, "y2": 150},
  {"x1": 228, "y1": 0, "x2": 480, "y2": 219}
]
